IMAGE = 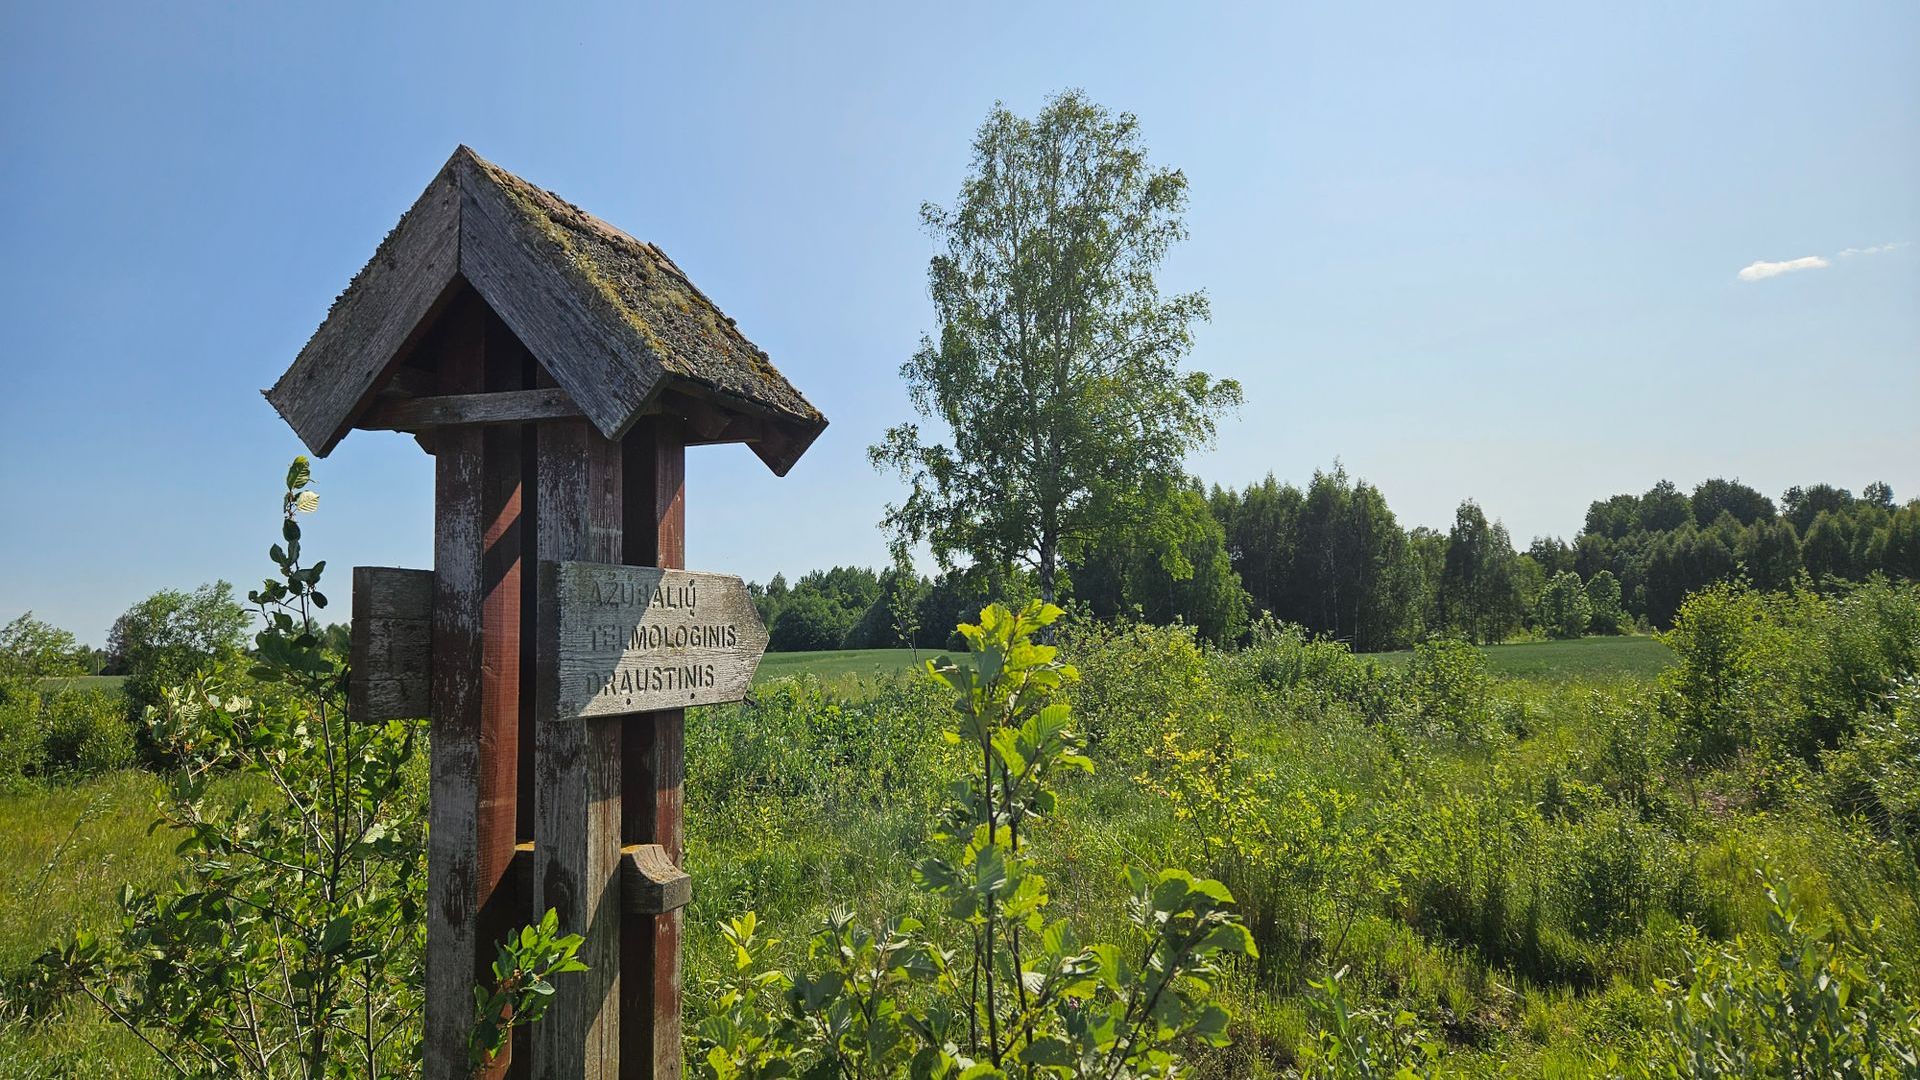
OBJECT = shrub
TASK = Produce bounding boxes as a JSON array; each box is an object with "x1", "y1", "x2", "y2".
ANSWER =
[
  {"x1": 39, "y1": 689, "x2": 135, "y2": 776},
  {"x1": 1613, "y1": 870, "x2": 1920, "y2": 1078},
  {"x1": 1298, "y1": 966, "x2": 1441, "y2": 1079},
  {"x1": 1058, "y1": 616, "x2": 1218, "y2": 760},
  {"x1": 0, "y1": 675, "x2": 44, "y2": 790},
  {"x1": 1234, "y1": 617, "x2": 1394, "y2": 724},
  {"x1": 692, "y1": 602, "x2": 1254, "y2": 1078},
  {"x1": 1661, "y1": 579, "x2": 1920, "y2": 770},
  {"x1": 1824, "y1": 678, "x2": 1920, "y2": 836},
  {"x1": 1398, "y1": 637, "x2": 1495, "y2": 744}
]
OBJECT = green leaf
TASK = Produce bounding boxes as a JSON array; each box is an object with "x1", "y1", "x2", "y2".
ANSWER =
[{"x1": 319, "y1": 913, "x2": 354, "y2": 955}]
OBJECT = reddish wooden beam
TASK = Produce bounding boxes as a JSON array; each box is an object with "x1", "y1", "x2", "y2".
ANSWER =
[{"x1": 621, "y1": 417, "x2": 687, "y2": 1079}]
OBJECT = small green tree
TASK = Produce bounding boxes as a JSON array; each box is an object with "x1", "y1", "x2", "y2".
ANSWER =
[
  {"x1": 0, "y1": 611, "x2": 89, "y2": 680},
  {"x1": 1585, "y1": 569, "x2": 1625, "y2": 634},
  {"x1": 40, "y1": 459, "x2": 428, "y2": 1077},
  {"x1": 694, "y1": 602, "x2": 1254, "y2": 1078},
  {"x1": 768, "y1": 591, "x2": 853, "y2": 652},
  {"x1": 1537, "y1": 571, "x2": 1592, "y2": 640}
]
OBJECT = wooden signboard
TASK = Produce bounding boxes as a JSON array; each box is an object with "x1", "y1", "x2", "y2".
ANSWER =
[{"x1": 541, "y1": 562, "x2": 768, "y2": 719}]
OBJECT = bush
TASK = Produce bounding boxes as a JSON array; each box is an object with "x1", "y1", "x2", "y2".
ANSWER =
[
  {"x1": 1660, "y1": 579, "x2": 1920, "y2": 770},
  {"x1": 1234, "y1": 617, "x2": 1394, "y2": 724},
  {"x1": 0, "y1": 675, "x2": 44, "y2": 789},
  {"x1": 1058, "y1": 615, "x2": 1219, "y2": 760},
  {"x1": 1614, "y1": 870, "x2": 1920, "y2": 1078},
  {"x1": 692, "y1": 603, "x2": 1253, "y2": 1078},
  {"x1": 1824, "y1": 678, "x2": 1920, "y2": 836},
  {"x1": 38, "y1": 690, "x2": 134, "y2": 776},
  {"x1": 1398, "y1": 637, "x2": 1496, "y2": 744}
]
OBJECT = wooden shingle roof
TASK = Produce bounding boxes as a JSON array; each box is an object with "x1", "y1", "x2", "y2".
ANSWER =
[{"x1": 266, "y1": 146, "x2": 825, "y2": 474}]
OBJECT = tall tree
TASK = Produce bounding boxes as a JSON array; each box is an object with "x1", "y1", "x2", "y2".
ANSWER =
[
  {"x1": 871, "y1": 91, "x2": 1241, "y2": 605},
  {"x1": 1438, "y1": 500, "x2": 1521, "y2": 644},
  {"x1": 1781, "y1": 483, "x2": 1855, "y2": 533},
  {"x1": 1691, "y1": 478, "x2": 1776, "y2": 526},
  {"x1": 1071, "y1": 478, "x2": 1250, "y2": 645},
  {"x1": 1638, "y1": 480, "x2": 1693, "y2": 532}
]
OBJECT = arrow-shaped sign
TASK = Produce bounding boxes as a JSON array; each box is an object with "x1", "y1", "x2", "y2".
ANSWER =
[{"x1": 541, "y1": 561, "x2": 770, "y2": 719}]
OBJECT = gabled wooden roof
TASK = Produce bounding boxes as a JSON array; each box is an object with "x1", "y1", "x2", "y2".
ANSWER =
[{"x1": 266, "y1": 146, "x2": 825, "y2": 474}]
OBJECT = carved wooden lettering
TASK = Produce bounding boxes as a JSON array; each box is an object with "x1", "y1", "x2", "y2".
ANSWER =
[{"x1": 543, "y1": 561, "x2": 768, "y2": 719}]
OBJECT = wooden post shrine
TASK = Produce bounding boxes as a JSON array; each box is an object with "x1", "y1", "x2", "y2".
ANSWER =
[{"x1": 269, "y1": 147, "x2": 824, "y2": 1079}]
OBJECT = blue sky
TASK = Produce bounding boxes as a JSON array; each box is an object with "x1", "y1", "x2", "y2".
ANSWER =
[{"x1": 3, "y1": 2, "x2": 1915, "y2": 645}]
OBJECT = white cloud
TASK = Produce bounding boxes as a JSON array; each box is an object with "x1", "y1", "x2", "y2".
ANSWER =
[
  {"x1": 1838, "y1": 241, "x2": 1910, "y2": 257},
  {"x1": 1737, "y1": 255, "x2": 1830, "y2": 282}
]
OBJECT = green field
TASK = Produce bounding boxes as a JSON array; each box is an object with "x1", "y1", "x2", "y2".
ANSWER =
[
  {"x1": 752, "y1": 647, "x2": 923, "y2": 684},
  {"x1": 1376, "y1": 633, "x2": 1672, "y2": 681},
  {"x1": 752, "y1": 636, "x2": 1672, "y2": 687},
  {"x1": 35, "y1": 674, "x2": 128, "y2": 693},
  {"x1": 36, "y1": 639, "x2": 1671, "y2": 698}
]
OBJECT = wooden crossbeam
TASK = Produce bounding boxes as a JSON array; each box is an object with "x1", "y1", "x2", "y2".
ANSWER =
[{"x1": 357, "y1": 387, "x2": 587, "y2": 431}]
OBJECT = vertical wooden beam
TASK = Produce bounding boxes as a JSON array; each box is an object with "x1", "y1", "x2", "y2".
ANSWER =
[
  {"x1": 428, "y1": 294, "x2": 528, "y2": 1078},
  {"x1": 621, "y1": 417, "x2": 687, "y2": 1079},
  {"x1": 533, "y1": 418, "x2": 626, "y2": 1079},
  {"x1": 477, "y1": 311, "x2": 530, "y2": 1080}
]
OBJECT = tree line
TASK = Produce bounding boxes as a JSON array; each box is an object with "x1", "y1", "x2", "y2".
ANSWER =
[{"x1": 753, "y1": 471, "x2": 1919, "y2": 653}]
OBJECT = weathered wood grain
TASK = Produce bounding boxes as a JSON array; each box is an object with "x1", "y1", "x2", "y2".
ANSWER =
[
  {"x1": 349, "y1": 567, "x2": 433, "y2": 722},
  {"x1": 620, "y1": 845, "x2": 691, "y2": 915},
  {"x1": 426, "y1": 416, "x2": 485, "y2": 1079},
  {"x1": 533, "y1": 418, "x2": 626, "y2": 1080},
  {"x1": 265, "y1": 165, "x2": 462, "y2": 456},
  {"x1": 544, "y1": 564, "x2": 766, "y2": 718},
  {"x1": 457, "y1": 155, "x2": 660, "y2": 446},
  {"x1": 425, "y1": 297, "x2": 529, "y2": 1080},
  {"x1": 356, "y1": 387, "x2": 589, "y2": 431}
]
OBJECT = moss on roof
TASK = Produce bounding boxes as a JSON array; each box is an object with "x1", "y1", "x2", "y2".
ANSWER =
[{"x1": 461, "y1": 149, "x2": 823, "y2": 426}]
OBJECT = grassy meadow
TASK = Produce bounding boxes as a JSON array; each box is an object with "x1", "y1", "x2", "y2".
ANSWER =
[{"x1": 2, "y1": 606, "x2": 1916, "y2": 1076}]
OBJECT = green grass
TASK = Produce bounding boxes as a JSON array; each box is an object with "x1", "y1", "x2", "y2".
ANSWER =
[
  {"x1": 1375, "y1": 634, "x2": 1672, "y2": 681},
  {"x1": 753, "y1": 648, "x2": 923, "y2": 684},
  {"x1": 756, "y1": 638, "x2": 1672, "y2": 690},
  {"x1": 0, "y1": 771, "x2": 197, "y2": 1078},
  {"x1": 36, "y1": 674, "x2": 128, "y2": 693}
]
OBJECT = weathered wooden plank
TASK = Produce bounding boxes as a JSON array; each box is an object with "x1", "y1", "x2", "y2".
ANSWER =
[
  {"x1": 349, "y1": 567, "x2": 434, "y2": 722},
  {"x1": 622, "y1": 419, "x2": 687, "y2": 1080},
  {"x1": 619, "y1": 845, "x2": 691, "y2": 915},
  {"x1": 426, "y1": 419, "x2": 485, "y2": 1079},
  {"x1": 426, "y1": 297, "x2": 529, "y2": 1080},
  {"x1": 533, "y1": 417, "x2": 626, "y2": 1080},
  {"x1": 356, "y1": 387, "x2": 590, "y2": 431},
  {"x1": 544, "y1": 564, "x2": 766, "y2": 718},
  {"x1": 265, "y1": 164, "x2": 462, "y2": 457}
]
